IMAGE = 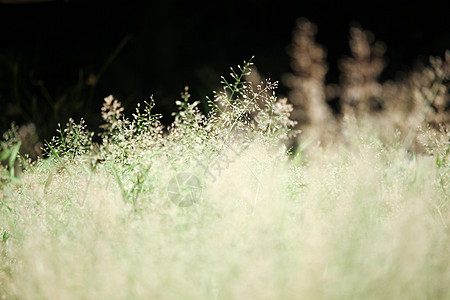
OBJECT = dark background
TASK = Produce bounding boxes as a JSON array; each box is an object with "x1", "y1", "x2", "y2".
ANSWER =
[{"x1": 1, "y1": 0, "x2": 449, "y2": 142}]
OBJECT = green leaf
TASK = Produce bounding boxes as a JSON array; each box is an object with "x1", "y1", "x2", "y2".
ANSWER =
[{"x1": 8, "y1": 141, "x2": 21, "y2": 171}]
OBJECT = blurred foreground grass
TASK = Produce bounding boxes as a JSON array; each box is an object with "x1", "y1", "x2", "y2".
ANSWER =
[{"x1": 0, "y1": 56, "x2": 449, "y2": 299}]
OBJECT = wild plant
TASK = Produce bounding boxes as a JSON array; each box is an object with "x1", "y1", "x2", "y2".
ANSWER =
[
  {"x1": 99, "y1": 95, "x2": 164, "y2": 165},
  {"x1": 339, "y1": 27, "x2": 386, "y2": 115},
  {"x1": 421, "y1": 125, "x2": 450, "y2": 199},
  {"x1": 0, "y1": 125, "x2": 22, "y2": 185},
  {"x1": 286, "y1": 19, "x2": 449, "y2": 152},
  {"x1": 285, "y1": 19, "x2": 335, "y2": 144},
  {"x1": 45, "y1": 118, "x2": 94, "y2": 161},
  {"x1": 208, "y1": 58, "x2": 298, "y2": 148},
  {"x1": 1, "y1": 44, "x2": 450, "y2": 300}
]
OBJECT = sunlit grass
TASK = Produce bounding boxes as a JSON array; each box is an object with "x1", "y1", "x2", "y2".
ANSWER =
[{"x1": 0, "y1": 58, "x2": 449, "y2": 299}]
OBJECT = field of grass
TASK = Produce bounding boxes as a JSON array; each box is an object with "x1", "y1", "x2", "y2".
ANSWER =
[{"x1": 1, "y1": 31, "x2": 450, "y2": 299}]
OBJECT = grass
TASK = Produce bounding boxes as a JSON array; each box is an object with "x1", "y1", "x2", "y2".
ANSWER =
[{"x1": 1, "y1": 45, "x2": 449, "y2": 299}]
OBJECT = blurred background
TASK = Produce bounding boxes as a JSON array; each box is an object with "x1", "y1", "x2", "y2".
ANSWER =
[{"x1": 1, "y1": 0, "x2": 449, "y2": 148}]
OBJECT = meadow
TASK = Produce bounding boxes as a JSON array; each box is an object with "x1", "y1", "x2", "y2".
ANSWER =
[{"x1": 0, "y1": 21, "x2": 449, "y2": 299}]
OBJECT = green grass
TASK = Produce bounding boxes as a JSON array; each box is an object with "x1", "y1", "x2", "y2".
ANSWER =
[{"x1": 0, "y1": 59, "x2": 449, "y2": 299}]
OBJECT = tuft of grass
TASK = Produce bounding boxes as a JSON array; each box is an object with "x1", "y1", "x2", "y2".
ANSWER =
[{"x1": 0, "y1": 56, "x2": 449, "y2": 300}]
